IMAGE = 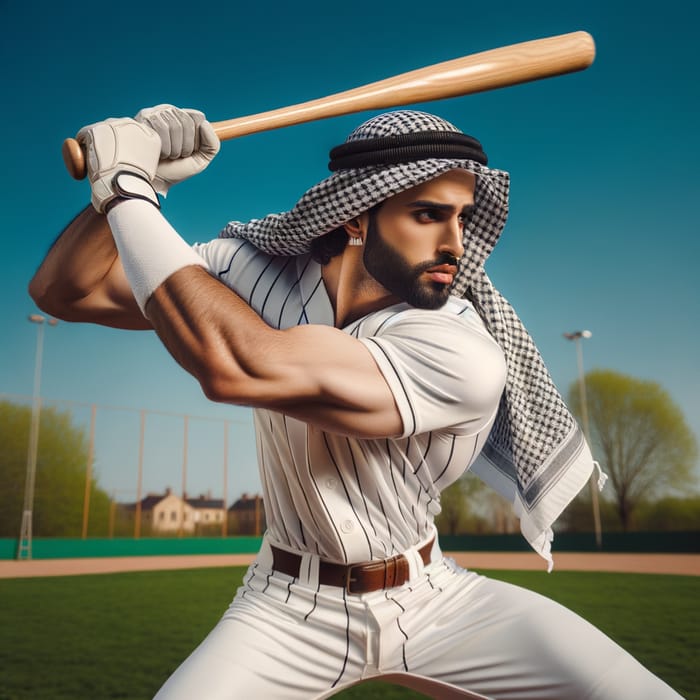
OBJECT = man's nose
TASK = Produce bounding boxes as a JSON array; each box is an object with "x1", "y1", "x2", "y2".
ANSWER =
[{"x1": 438, "y1": 219, "x2": 465, "y2": 259}]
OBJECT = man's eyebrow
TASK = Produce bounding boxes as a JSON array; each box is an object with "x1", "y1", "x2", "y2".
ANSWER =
[
  {"x1": 406, "y1": 200, "x2": 456, "y2": 211},
  {"x1": 406, "y1": 200, "x2": 476, "y2": 215}
]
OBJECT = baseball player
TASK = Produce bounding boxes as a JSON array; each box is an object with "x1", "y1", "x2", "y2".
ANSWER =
[{"x1": 30, "y1": 105, "x2": 684, "y2": 699}]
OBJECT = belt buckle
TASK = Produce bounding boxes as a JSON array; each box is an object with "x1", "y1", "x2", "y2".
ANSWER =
[{"x1": 346, "y1": 562, "x2": 364, "y2": 595}]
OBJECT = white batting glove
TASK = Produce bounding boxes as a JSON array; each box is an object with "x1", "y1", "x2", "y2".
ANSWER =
[
  {"x1": 134, "y1": 104, "x2": 220, "y2": 195},
  {"x1": 76, "y1": 118, "x2": 161, "y2": 214}
]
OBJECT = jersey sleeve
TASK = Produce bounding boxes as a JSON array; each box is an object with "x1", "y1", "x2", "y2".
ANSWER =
[
  {"x1": 358, "y1": 308, "x2": 506, "y2": 438},
  {"x1": 191, "y1": 238, "x2": 267, "y2": 300}
]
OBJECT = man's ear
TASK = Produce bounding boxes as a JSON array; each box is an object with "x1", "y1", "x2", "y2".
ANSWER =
[{"x1": 343, "y1": 214, "x2": 365, "y2": 235}]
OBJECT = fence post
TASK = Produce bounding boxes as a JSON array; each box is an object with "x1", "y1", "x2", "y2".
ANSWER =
[{"x1": 81, "y1": 404, "x2": 97, "y2": 539}]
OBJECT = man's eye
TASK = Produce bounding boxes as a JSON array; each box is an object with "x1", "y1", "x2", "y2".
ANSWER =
[
  {"x1": 459, "y1": 211, "x2": 474, "y2": 228},
  {"x1": 415, "y1": 210, "x2": 440, "y2": 222}
]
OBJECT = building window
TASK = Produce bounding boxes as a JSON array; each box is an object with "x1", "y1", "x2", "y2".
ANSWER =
[{"x1": 171, "y1": 511, "x2": 177, "y2": 521}]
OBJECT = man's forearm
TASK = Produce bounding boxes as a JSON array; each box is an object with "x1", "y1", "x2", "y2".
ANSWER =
[
  {"x1": 146, "y1": 265, "x2": 276, "y2": 404},
  {"x1": 29, "y1": 206, "x2": 119, "y2": 312}
]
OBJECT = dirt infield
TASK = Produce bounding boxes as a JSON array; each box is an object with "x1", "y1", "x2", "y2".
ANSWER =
[{"x1": 1, "y1": 551, "x2": 698, "y2": 578}]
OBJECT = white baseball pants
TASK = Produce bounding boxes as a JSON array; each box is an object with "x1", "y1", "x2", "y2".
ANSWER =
[{"x1": 153, "y1": 537, "x2": 683, "y2": 699}]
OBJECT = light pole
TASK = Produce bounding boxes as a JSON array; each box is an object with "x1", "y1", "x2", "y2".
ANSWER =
[
  {"x1": 563, "y1": 329, "x2": 602, "y2": 550},
  {"x1": 17, "y1": 314, "x2": 58, "y2": 560}
]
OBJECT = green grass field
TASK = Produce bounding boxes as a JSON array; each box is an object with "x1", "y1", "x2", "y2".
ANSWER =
[{"x1": 0, "y1": 567, "x2": 697, "y2": 700}]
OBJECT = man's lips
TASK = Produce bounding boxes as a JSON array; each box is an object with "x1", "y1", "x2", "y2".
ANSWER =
[{"x1": 424, "y1": 264, "x2": 458, "y2": 284}]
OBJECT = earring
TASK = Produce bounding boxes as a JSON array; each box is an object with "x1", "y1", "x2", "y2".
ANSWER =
[{"x1": 348, "y1": 236, "x2": 363, "y2": 247}]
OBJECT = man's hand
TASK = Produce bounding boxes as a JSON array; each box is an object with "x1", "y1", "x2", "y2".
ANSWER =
[
  {"x1": 76, "y1": 118, "x2": 161, "y2": 214},
  {"x1": 135, "y1": 104, "x2": 220, "y2": 195}
]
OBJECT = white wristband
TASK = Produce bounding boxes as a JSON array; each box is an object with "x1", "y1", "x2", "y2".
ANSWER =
[{"x1": 106, "y1": 199, "x2": 210, "y2": 316}]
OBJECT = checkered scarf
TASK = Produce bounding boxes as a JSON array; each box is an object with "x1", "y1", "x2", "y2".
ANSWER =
[{"x1": 220, "y1": 111, "x2": 598, "y2": 567}]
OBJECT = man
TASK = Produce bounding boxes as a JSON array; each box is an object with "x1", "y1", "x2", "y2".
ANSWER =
[{"x1": 30, "y1": 106, "x2": 682, "y2": 699}]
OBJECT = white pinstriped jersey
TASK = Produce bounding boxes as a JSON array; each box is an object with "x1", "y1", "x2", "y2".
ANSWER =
[{"x1": 193, "y1": 238, "x2": 506, "y2": 564}]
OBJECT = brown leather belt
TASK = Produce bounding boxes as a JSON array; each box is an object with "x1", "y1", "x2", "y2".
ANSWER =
[{"x1": 270, "y1": 538, "x2": 434, "y2": 595}]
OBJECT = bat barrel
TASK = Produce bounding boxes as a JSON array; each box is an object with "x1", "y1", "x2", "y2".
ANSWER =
[
  {"x1": 62, "y1": 31, "x2": 595, "y2": 180},
  {"x1": 212, "y1": 32, "x2": 595, "y2": 141}
]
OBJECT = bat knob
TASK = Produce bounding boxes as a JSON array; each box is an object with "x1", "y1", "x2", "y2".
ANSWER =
[{"x1": 62, "y1": 138, "x2": 87, "y2": 180}]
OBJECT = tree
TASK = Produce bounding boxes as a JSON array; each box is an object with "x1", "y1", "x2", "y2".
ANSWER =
[
  {"x1": 635, "y1": 496, "x2": 700, "y2": 531},
  {"x1": 569, "y1": 370, "x2": 698, "y2": 530},
  {"x1": 555, "y1": 489, "x2": 622, "y2": 533},
  {"x1": 435, "y1": 472, "x2": 513, "y2": 535},
  {"x1": 436, "y1": 478, "x2": 472, "y2": 535},
  {"x1": 0, "y1": 400, "x2": 111, "y2": 537}
]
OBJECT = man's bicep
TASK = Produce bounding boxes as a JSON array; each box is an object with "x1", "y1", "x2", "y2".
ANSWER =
[{"x1": 265, "y1": 326, "x2": 404, "y2": 438}]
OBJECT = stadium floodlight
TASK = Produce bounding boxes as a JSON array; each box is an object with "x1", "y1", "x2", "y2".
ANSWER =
[
  {"x1": 17, "y1": 315, "x2": 58, "y2": 560},
  {"x1": 563, "y1": 329, "x2": 602, "y2": 550}
]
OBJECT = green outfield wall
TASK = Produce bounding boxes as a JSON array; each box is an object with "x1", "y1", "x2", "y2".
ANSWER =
[
  {"x1": 438, "y1": 531, "x2": 700, "y2": 553},
  {"x1": 1, "y1": 536, "x2": 263, "y2": 560},
  {"x1": 2, "y1": 531, "x2": 698, "y2": 560}
]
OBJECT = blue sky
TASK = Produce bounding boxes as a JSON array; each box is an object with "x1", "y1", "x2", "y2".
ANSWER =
[{"x1": 1, "y1": 0, "x2": 698, "y2": 508}]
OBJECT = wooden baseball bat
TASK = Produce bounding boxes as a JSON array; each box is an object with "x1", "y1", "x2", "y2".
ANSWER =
[{"x1": 62, "y1": 31, "x2": 595, "y2": 180}]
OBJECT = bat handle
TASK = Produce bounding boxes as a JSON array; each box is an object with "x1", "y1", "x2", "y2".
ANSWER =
[{"x1": 63, "y1": 138, "x2": 86, "y2": 180}]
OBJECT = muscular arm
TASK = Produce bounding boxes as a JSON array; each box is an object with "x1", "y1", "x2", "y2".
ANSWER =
[
  {"x1": 51, "y1": 109, "x2": 401, "y2": 437},
  {"x1": 28, "y1": 206, "x2": 151, "y2": 329},
  {"x1": 31, "y1": 202, "x2": 401, "y2": 436},
  {"x1": 148, "y1": 266, "x2": 403, "y2": 438}
]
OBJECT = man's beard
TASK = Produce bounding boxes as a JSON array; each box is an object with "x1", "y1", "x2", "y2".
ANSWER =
[{"x1": 363, "y1": 212, "x2": 459, "y2": 310}]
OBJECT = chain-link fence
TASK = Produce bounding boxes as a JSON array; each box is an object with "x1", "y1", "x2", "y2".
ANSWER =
[{"x1": 1, "y1": 393, "x2": 263, "y2": 547}]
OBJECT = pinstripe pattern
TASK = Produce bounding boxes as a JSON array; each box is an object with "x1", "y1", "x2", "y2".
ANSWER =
[
  {"x1": 156, "y1": 549, "x2": 683, "y2": 699},
  {"x1": 385, "y1": 592, "x2": 409, "y2": 671},
  {"x1": 193, "y1": 239, "x2": 505, "y2": 563},
  {"x1": 152, "y1": 121, "x2": 680, "y2": 700},
  {"x1": 214, "y1": 111, "x2": 602, "y2": 568}
]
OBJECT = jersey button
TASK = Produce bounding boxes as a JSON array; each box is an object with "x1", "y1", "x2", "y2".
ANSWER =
[
  {"x1": 325, "y1": 478, "x2": 337, "y2": 489},
  {"x1": 340, "y1": 519, "x2": 355, "y2": 533}
]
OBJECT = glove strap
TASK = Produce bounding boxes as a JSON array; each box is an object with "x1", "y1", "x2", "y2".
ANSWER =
[{"x1": 104, "y1": 171, "x2": 160, "y2": 213}]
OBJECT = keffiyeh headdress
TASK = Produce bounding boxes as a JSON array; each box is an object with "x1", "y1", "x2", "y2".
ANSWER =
[{"x1": 220, "y1": 110, "x2": 602, "y2": 568}]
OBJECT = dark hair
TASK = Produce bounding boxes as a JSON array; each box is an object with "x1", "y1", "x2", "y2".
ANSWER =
[
  {"x1": 309, "y1": 226, "x2": 349, "y2": 265},
  {"x1": 309, "y1": 203, "x2": 384, "y2": 265}
]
